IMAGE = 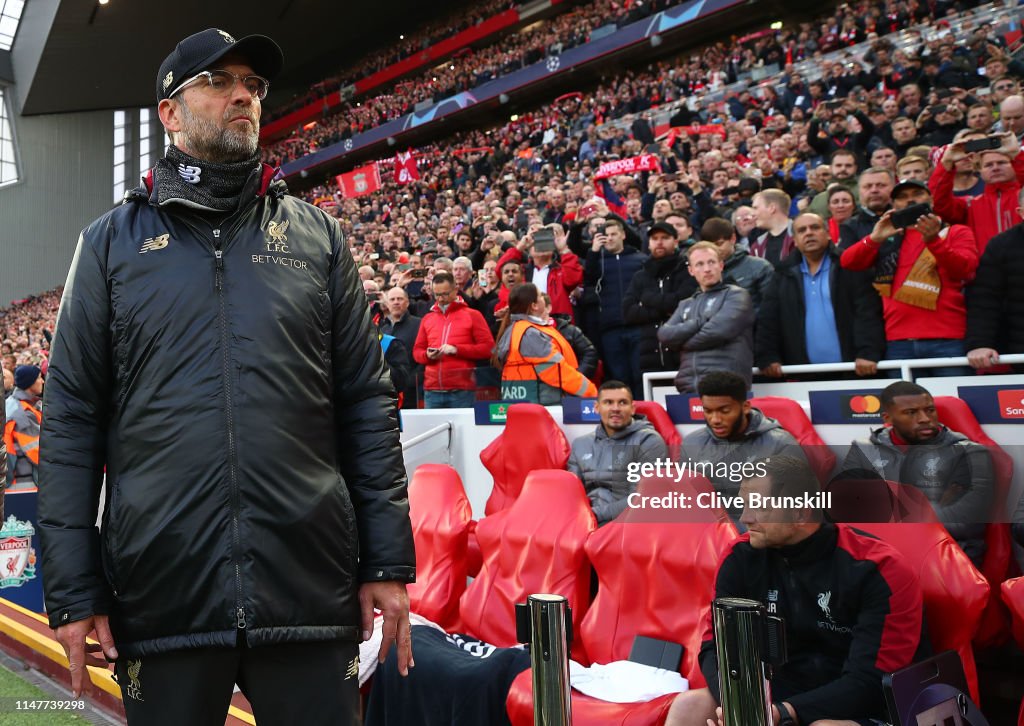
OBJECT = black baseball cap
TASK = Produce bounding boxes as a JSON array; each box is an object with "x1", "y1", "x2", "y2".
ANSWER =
[
  {"x1": 157, "y1": 28, "x2": 284, "y2": 102},
  {"x1": 891, "y1": 178, "x2": 930, "y2": 197},
  {"x1": 647, "y1": 221, "x2": 678, "y2": 238}
]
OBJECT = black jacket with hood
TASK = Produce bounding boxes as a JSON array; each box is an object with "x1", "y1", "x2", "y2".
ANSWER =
[{"x1": 39, "y1": 164, "x2": 415, "y2": 657}]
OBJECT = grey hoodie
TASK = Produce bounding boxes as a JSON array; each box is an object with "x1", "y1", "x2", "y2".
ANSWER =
[
  {"x1": 568, "y1": 415, "x2": 668, "y2": 524},
  {"x1": 842, "y1": 426, "x2": 993, "y2": 567}
]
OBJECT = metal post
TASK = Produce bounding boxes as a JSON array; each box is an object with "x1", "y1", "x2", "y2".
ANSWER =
[
  {"x1": 713, "y1": 597, "x2": 773, "y2": 726},
  {"x1": 526, "y1": 594, "x2": 572, "y2": 726}
]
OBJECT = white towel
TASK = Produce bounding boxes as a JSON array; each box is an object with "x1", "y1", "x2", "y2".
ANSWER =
[{"x1": 568, "y1": 659, "x2": 689, "y2": 703}]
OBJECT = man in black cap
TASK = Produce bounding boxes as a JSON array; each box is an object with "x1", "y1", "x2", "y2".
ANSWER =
[
  {"x1": 39, "y1": 29, "x2": 414, "y2": 725},
  {"x1": 5, "y1": 365, "x2": 42, "y2": 490},
  {"x1": 623, "y1": 221, "x2": 696, "y2": 378}
]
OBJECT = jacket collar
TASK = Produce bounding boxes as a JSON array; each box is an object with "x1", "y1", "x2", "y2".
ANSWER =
[{"x1": 129, "y1": 163, "x2": 283, "y2": 205}]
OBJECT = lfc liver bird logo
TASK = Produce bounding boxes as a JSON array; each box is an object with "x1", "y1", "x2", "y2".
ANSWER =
[{"x1": 268, "y1": 220, "x2": 289, "y2": 244}]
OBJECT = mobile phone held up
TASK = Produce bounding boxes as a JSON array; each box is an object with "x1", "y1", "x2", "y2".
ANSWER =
[
  {"x1": 963, "y1": 136, "x2": 1002, "y2": 153},
  {"x1": 532, "y1": 228, "x2": 557, "y2": 252},
  {"x1": 891, "y1": 202, "x2": 932, "y2": 229}
]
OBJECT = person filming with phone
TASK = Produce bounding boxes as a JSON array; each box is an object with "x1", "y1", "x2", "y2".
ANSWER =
[
  {"x1": 840, "y1": 179, "x2": 979, "y2": 376},
  {"x1": 929, "y1": 130, "x2": 1024, "y2": 254}
]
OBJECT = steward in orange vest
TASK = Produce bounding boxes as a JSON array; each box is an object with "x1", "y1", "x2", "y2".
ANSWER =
[{"x1": 495, "y1": 314, "x2": 597, "y2": 405}]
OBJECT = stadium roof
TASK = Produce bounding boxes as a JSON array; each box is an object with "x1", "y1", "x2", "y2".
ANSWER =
[{"x1": 9, "y1": 0, "x2": 463, "y2": 115}]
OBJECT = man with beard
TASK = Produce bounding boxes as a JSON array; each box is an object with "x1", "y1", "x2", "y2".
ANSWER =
[
  {"x1": 842, "y1": 382, "x2": 993, "y2": 567},
  {"x1": 808, "y1": 150, "x2": 859, "y2": 219},
  {"x1": 39, "y1": 30, "x2": 414, "y2": 724},
  {"x1": 700, "y1": 218, "x2": 774, "y2": 314},
  {"x1": 622, "y1": 222, "x2": 697, "y2": 376}
]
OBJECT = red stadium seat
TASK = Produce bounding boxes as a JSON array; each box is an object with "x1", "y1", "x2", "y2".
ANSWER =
[
  {"x1": 633, "y1": 400, "x2": 681, "y2": 461},
  {"x1": 748, "y1": 396, "x2": 836, "y2": 482},
  {"x1": 456, "y1": 469, "x2": 595, "y2": 648},
  {"x1": 934, "y1": 396, "x2": 1013, "y2": 648},
  {"x1": 480, "y1": 403, "x2": 571, "y2": 516},
  {"x1": 406, "y1": 464, "x2": 473, "y2": 630},
  {"x1": 999, "y1": 578, "x2": 1024, "y2": 726},
  {"x1": 855, "y1": 522, "x2": 989, "y2": 703},
  {"x1": 506, "y1": 475, "x2": 738, "y2": 726}
]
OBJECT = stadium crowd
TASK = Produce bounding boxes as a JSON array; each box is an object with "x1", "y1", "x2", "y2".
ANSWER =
[{"x1": 263, "y1": 0, "x2": 683, "y2": 166}]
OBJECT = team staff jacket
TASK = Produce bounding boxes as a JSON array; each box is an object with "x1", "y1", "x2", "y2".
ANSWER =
[
  {"x1": 700, "y1": 524, "x2": 928, "y2": 724},
  {"x1": 842, "y1": 426, "x2": 993, "y2": 566},
  {"x1": 39, "y1": 166, "x2": 415, "y2": 658},
  {"x1": 621, "y1": 251, "x2": 697, "y2": 373},
  {"x1": 494, "y1": 316, "x2": 596, "y2": 405},
  {"x1": 657, "y1": 283, "x2": 754, "y2": 394},
  {"x1": 5, "y1": 389, "x2": 41, "y2": 486},
  {"x1": 929, "y1": 150, "x2": 1024, "y2": 255},
  {"x1": 413, "y1": 297, "x2": 494, "y2": 391}
]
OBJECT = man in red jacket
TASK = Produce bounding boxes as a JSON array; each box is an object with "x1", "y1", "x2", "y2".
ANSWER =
[
  {"x1": 495, "y1": 224, "x2": 583, "y2": 322},
  {"x1": 413, "y1": 272, "x2": 495, "y2": 408},
  {"x1": 929, "y1": 130, "x2": 1023, "y2": 254},
  {"x1": 841, "y1": 179, "x2": 979, "y2": 376}
]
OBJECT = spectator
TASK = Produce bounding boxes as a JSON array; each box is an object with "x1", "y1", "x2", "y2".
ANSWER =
[
  {"x1": 380, "y1": 287, "x2": 422, "y2": 409},
  {"x1": 664, "y1": 456, "x2": 927, "y2": 726},
  {"x1": 842, "y1": 381, "x2": 993, "y2": 567},
  {"x1": 700, "y1": 217, "x2": 774, "y2": 314},
  {"x1": 492, "y1": 283, "x2": 596, "y2": 404},
  {"x1": 730, "y1": 205, "x2": 758, "y2": 249},
  {"x1": 4, "y1": 365, "x2": 43, "y2": 490},
  {"x1": 582, "y1": 217, "x2": 646, "y2": 397},
  {"x1": 966, "y1": 189, "x2": 1024, "y2": 371},
  {"x1": 808, "y1": 149, "x2": 860, "y2": 218},
  {"x1": 567, "y1": 380, "x2": 667, "y2": 526},
  {"x1": 658, "y1": 243, "x2": 755, "y2": 394},
  {"x1": 495, "y1": 224, "x2": 583, "y2": 322},
  {"x1": 622, "y1": 221, "x2": 696, "y2": 377},
  {"x1": 841, "y1": 179, "x2": 979, "y2": 376},
  {"x1": 806, "y1": 98, "x2": 875, "y2": 163},
  {"x1": 825, "y1": 185, "x2": 857, "y2": 243},
  {"x1": 930, "y1": 131, "x2": 1024, "y2": 254},
  {"x1": 756, "y1": 213, "x2": 883, "y2": 377},
  {"x1": 749, "y1": 189, "x2": 795, "y2": 267},
  {"x1": 895, "y1": 154, "x2": 931, "y2": 183},
  {"x1": 412, "y1": 272, "x2": 494, "y2": 408},
  {"x1": 996, "y1": 95, "x2": 1024, "y2": 141},
  {"x1": 838, "y1": 167, "x2": 895, "y2": 249}
]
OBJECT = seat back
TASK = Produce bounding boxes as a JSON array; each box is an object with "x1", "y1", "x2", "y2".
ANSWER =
[
  {"x1": 855, "y1": 522, "x2": 989, "y2": 703},
  {"x1": 633, "y1": 400, "x2": 682, "y2": 461},
  {"x1": 458, "y1": 469, "x2": 596, "y2": 647},
  {"x1": 934, "y1": 395, "x2": 1014, "y2": 648},
  {"x1": 579, "y1": 475, "x2": 738, "y2": 687},
  {"x1": 406, "y1": 464, "x2": 473, "y2": 629},
  {"x1": 749, "y1": 396, "x2": 836, "y2": 481},
  {"x1": 480, "y1": 403, "x2": 571, "y2": 516}
]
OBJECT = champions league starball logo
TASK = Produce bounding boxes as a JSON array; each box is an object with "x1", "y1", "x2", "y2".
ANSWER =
[{"x1": 0, "y1": 516, "x2": 37, "y2": 589}]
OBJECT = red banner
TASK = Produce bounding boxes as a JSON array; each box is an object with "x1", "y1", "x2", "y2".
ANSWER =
[
  {"x1": 335, "y1": 163, "x2": 382, "y2": 198},
  {"x1": 594, "y1": 153, "x2": 662, "y2": 180},
  {"x1": 394, "y1": 151, "x2": 419, "y2": 185}
]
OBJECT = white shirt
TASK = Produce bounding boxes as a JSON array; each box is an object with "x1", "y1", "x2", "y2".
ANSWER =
[{"x1": 533, "y1": 264, "x2": 551, "y2": 295}]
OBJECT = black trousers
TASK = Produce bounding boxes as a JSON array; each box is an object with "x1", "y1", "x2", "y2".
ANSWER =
[{"x1": 114, "y1": 639, "x2": 360, "y2": 726}]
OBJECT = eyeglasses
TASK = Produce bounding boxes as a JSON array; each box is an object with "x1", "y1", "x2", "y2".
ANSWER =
[{"x1": 169, "y1": 70, "x2": 269, "y2": 100}]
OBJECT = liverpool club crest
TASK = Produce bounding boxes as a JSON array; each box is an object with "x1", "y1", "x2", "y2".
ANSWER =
[{"x1": 0, "y1": 516, "x2": 36, "y2": 588}]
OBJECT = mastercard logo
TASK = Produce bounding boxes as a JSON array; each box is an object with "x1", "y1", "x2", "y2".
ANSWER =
[{"x1": 847, "y1": 395, "x2": 881, "y2": 414}]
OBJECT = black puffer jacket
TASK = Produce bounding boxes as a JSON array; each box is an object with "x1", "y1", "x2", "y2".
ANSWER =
[
  {"x1": 622, "y1": 251, "x2": 697, "y2": 372},
  {"x1": 965, "y1": 222, "x2": 1024, "y2": 355},
  {"x1": 39, "y1": 168, "x2": 414, "y2": 657}
]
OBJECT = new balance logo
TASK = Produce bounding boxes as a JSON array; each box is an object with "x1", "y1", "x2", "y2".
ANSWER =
[
  {"x1": 177, "y1": 164, "x2": 202, "y2": 184},
  {"x1": 344, "y1": 655, "x2": 359, "y2": 680},
  {"x1": 140, "y1": 234, "x2": 170, "y2": 254}
]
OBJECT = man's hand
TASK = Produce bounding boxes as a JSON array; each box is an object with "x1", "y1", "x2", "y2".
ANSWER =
[
  {"x1": 998, "y1": 130, "x2": 1021, "y2": 157},
  {"x1": 440, "y1": 344, "x2": 458, "y2": 356},
  {"x1": 915, "y1": 213, "x2": 943, "y2": 243},
  {"x1": 941, "y1": 141, "x2": 967, "y2": 168},
  {"x1": 967, "y1": 347, "x2": 1000, "y2": 369},
  {"x1": 869, "y1": 210, "x2": 898, "y2": 244},
  {"x1": 707, "y1": 705, "x2": 725, "y2": 726},
  {"x1": 359, "y1": 581, "x2": 413, "y2": 676},
  {"x1": 855, "y1": 358, "x2": 879, "y2": 376},
  {"x1": 54, "y1": 615, "x2": 117, "y2": 698},
  {"x1": 761, "y1": 362, "x2": 784, "y2": 378}
]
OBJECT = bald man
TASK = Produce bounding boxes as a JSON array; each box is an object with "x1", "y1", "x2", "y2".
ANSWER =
[{"x1": 998, "y1": 95, "x2": 1024, "y2": 141}]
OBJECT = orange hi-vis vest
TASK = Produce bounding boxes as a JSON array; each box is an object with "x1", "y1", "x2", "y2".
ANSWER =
[
  {"x1": 4, "y1": 398, "x2": 41, "y2": 485},
  {"x1": 501, "y1": 319, "x2": 597, "y2": 404}
]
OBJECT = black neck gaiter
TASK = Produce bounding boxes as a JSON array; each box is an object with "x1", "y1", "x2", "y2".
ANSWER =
[{"x1": 154, "y1": 146, "x2": 262, "y2": 212}]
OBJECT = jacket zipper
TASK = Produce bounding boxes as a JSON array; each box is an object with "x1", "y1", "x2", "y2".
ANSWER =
[{"x1": 212, "y1": 227, "x2": 246, "y2": 634}]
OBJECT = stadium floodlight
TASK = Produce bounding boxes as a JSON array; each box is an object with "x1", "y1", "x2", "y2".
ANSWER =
[
  {"x1": 99, "y1": 0, "x2": 110, "y2": 4},
  {"x1": 770, "y1": 21, "x2": 783, "y2": 29}
]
